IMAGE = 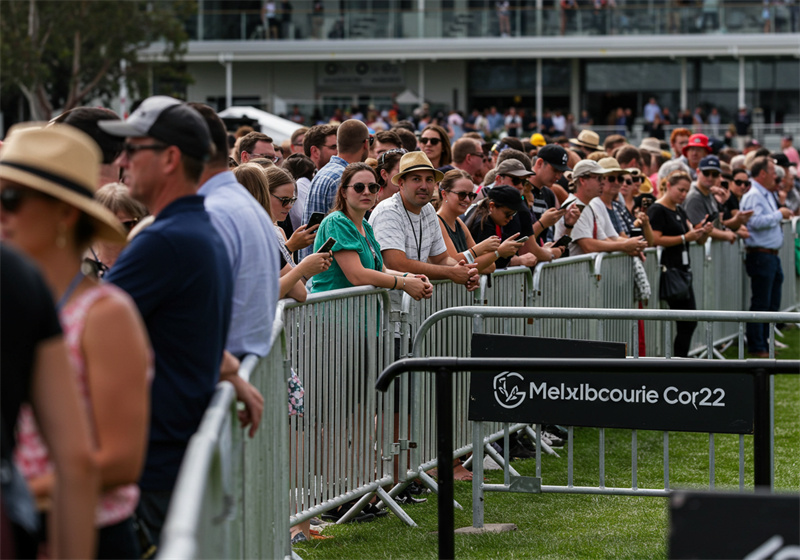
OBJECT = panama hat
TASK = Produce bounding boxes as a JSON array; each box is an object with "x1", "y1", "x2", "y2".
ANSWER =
[
  {"x1": 391, "y1": 151, "x2": 444, "y2": 186},
  {"x1": 598, "y1": 157, "x2": 624, "y2": 174},
  {"x1": 569, "y1": 130, "x2": 601, "y2": 152},
  {"x1": 638, "y1": 138, "x2": 663, "y2": 154},
  {"x1": 0, "y1": 123, "x2": 128, "y2": 243}
]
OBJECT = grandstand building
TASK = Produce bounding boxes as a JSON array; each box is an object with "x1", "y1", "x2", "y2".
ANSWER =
[{"x1": 140, "y1": 1, "x2": 800, "y2": 125}]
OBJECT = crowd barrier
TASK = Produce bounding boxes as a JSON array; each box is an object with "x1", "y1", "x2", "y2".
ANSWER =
[{"x1": 160, "y1": 224, "x2": 798, "y2": 557}]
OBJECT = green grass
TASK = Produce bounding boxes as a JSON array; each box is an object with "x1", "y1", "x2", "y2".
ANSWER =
[{"x1": 295, "y1": 328, "x2": 800, "y2": 559}]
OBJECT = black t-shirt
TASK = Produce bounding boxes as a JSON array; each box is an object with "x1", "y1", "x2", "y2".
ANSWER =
[
  {"x1": 529, "y1": 184, "x2": 558, "y2": 243},
  {"x1": 648, "y1": 202, "x2": 691, "y2": 271},
  {"x1": 722, "y1": 193, "x2": 739, "y2": 221},
  {"x1": 468, "y1": 209, "x2": 534, "y2": 269},
  {"x1": 0, "y1": 245, "x2": 63, "y2": 462}
]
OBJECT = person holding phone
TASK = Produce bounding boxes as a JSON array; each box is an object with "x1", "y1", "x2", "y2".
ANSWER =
[
  {"x1": 309, "y1": 163, "x2": 432, "y2": 300},
  {"x1": 648, "y1": 170, "x2": 713, "y2": 357},
  {"x1": 683, "y1": 155, "x2": 738, "y2": 244}
]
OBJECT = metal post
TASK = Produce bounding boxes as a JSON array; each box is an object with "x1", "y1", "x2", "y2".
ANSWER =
[
  {"x1": 571, "y1": 59, "x2": 580, "y2": 120},
  {"x1": 738, "y1": 57, "x2": 746, "y2": 109},
  {"x1": 472, "y1": 420, "x2": 484, "y2": 528},
  {"x1": 436, "y1": 367, "x2": 455, "y2": 560},
  {"x1": 680, "y1": 58, "x2": 688, "y2": 113},
  {"x1": 753, "y1": 368, "x2": 771, "y2": 489},
  {"x1": 536, "y1": 58, "x2": 543, "y2": 131}
]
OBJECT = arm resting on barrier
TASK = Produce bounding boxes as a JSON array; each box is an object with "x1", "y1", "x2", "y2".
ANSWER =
[
  {"x1": 383, "y1": 248, "x2": 478, "y2": 287},
  {"x1": 220, "y1": 350, "x2": 264, "y2": 438}
]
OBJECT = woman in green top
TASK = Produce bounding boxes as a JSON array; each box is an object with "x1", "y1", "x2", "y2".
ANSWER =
[{"x1": 309, "y1": 163, "x2": 432, "y2": 301}]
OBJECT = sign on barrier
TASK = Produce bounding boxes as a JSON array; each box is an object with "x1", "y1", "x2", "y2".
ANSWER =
[{"x1": 469, "y1": 370, "x2": 755, "y2": 434}]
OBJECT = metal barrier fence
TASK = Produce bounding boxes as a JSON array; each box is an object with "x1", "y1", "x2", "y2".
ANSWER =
[
  {"x1": 280, "y1": 286, "x2": 414, "y2": 527},
  {"x1": 159, "y1": 314, "x2": 291, "y2": 560}
]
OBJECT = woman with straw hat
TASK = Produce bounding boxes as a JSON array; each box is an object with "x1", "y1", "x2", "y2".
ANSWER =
[{"x1": 0, "y1": 123, "x2": 152, "y2": 558}]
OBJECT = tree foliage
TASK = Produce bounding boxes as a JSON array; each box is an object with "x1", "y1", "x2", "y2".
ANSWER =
[{"x1": 0, "y1": 0, "x2": 195, "y2": 121}]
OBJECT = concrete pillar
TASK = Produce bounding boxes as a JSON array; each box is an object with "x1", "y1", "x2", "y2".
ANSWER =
[
  {"x1": 536, "y1": 58, "x2": 543, "y2": 129},
  {"x1": 419, "y1": 61, "x2": 425, "y2": 105},
  {"x1": 680, "y1": 58, "x2": 688, "y2": 111},
  {"x1": 738, "y1": 57, "x2": 746, "y2": 109},
  {"x1": 570, "y1": 59, "x2": 580, "y2": 119},
  {"x1": 218, "y1": 54, "x2": 233, "y2": 110}
]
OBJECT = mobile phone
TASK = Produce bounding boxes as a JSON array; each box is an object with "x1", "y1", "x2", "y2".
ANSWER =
[
  {"x1": 630, "y1": 227, "x2": 643, "y2": 237},
  {"x1": 307, "y1": 212, "x2": 325, "y2": 229},
  {"x1": 317, "y1": 237, "x2": 335, "y2": 253},
  {"x1": 554, "y1": 235, "x2": 571, "y2": 248},
  {"x1": 560, "y1": 195, "x2": 577, "y2": 210},
  {"x1": 516, "y1": 235, "x2": 529, "y2": 244},
  {"x1": 704, "y1": 211, "x2": 718, "y2": 225}
]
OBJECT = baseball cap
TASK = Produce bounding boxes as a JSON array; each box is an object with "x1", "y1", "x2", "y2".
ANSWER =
[
  {"x1": 771, "y1": 152, "x2": 795, "y2": 167},
  {"x1": 572, "y1": 159, "x2": 608, "y2": 179},
  {"x1": 487, "y1": 184, "x2": 526, "y2": 213},
  {"x1": 698, "y1": 155, "x2": 721, "y2": 171},
  {"x1": 99, "y1": 96, "x2": 212, "y2": 161},
  {"x1": 783, "y1": 133, "x2": 793, "y2": 142},
  {"x1": 529, "y1": 133, "x2": 546, "y2": 147},
  {"x1": 496, "y1": 159, "x2": 535, "y2": 178},
  {"x1": 536, "y1": 144, "x2": 571, "y2": 172}
]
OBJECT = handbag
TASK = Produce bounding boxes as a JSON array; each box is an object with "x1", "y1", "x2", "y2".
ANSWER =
[{"x1": 659, "y1": 266, "x2": 692, "y2": 301}]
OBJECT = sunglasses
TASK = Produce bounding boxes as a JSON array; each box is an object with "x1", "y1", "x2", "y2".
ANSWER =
[
  {"x1": 349, "y1": 182, "x2": 381, "y2": 194},
  {"x1": 419, "y1": 137, "x2": 441, "y2": 146},
  {"x1": 249, "y1": 152, "x2": 281, "y2": 163},
  {"x1": 624, "y1": 179, "x2": 633, "y2": 185},
  {"x1": 0, "y1": 187, "x2": 52, "y2": 213},
  {"x1": 631, "y1": 176, "x2": 643, "y2": 183},
  {"x1": 720, "y1": 180, "x2": 729, "y2": 189},
  {"x1": 734, "y1": 179, "x2": 751, "y2": 187},
  {"x1": 605, "y1": 175, "x2": 618, "y2": 183},
  {"x1": 366, "y1": 136, "x2": 375, "y2": 146},
  {"x1": 123, "y1": 143, "x2": 168, "y2": 158},
  {"x1": 502, "y1": 210, "x2": 517, "y2": 219},
  {"x1": 447, "y1": 190, "x2": 478, "y2": 201},
  {"x1": 702, "y1": 170, "x2": 720, "y2": 178},
  {"x1": 378, "y1": 148, "x2": 407, "y2": 166},
  {"x1": 270, "y1": 193, "x2": 298, "y2": 207},
  {"x1": 121, "y1": 218, "x2": 140, "y2": 232},
  {"x1": 323, "y1": 143, "x2": 338, "y2": 151}
]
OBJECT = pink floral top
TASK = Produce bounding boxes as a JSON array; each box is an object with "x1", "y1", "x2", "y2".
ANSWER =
[{"x1": 14, "y1": 282, "x2": 151, "y2": 527}]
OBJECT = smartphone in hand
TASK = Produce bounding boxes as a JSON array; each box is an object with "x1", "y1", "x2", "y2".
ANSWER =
[
  {"x1": 307, "y1": 212, "x2": 325, "y2": 229},
  {"x1": 317, "y1": 237, "x2": 335, "y2": 253}
]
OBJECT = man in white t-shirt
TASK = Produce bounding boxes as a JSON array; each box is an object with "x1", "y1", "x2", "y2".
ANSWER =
[
  {"x1": 369, "y1": 152, "x2": 479, "y2": 289},
  {"x1": 555, "y1": 160, "x2": 647, "y2": 257}
]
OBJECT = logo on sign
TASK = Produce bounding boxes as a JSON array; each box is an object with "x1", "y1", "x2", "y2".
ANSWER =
[{"x1": 493, "y1": 371, "x2": 526, "y2": 409}]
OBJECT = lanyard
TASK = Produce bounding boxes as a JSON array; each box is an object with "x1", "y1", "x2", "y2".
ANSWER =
[
  {"x1": 404, "y1": 206, "x2": 423, "y2": 260},
  {"x1": 57, "y1": 270, "x2": 85, "y2": 312}
]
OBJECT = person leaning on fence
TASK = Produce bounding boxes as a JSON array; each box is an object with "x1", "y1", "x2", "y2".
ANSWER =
[
  {"x1": 740, "y1": 155, "x2": 793, "y2": 358},
  {"x1": 0, "y1": 123, "x2": 151, "y2": 558},
  {"x1": 648, "y1": 170, "x2": 713, "y2": 357},
  {"x1": 98, "y1": 96, "x2": 234, "y2": 547},
  {"x1": 368, "y1": 151, "x2": 480, "y2": 290},
  {"x1": 308, "y1": 162, "x2": 432, "y2": 300},
  {"x1": 436, "y1": 169, "x2": 502, "y2": 273}
]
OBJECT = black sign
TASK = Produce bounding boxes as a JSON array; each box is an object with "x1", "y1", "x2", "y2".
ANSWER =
[
  {"x1": 670, "y1": 491, "x2": 800, "y2": 559},
  {"x1": 468, "y1": 334, "x2": 754, "y2": 434}
]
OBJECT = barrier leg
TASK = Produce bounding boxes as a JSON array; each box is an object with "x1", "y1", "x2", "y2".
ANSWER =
[
  {"x1": 472, "y1": 421, "x2": 485, "y2": 529},
  {"x1": 417, "y1": 470, "x2": 464, "y2": 510},
  {"x1": 483, "y1": 443, "x2": 521, "y2": 477},
  {"x1": 336, "y1": 492, "x2": 375, "y2": 524},
  {"x1": 375, "y1": 486, "x2": 418, "y2": 527}
]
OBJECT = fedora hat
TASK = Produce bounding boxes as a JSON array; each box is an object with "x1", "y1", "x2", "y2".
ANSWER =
[
  {"x1": 569, "y1": 130, "x2": 601, "y2": 152},
  {"x1": 598, "y1": 157, "x2": 624, "y2": 174},
  {"x1": 391, "y1": 151, "x2": 444, "y2": 186},
  {"x1": 638, "y1": 138, "x2": 662, "y2": 154},
  {"x1": 0, "y1": 123, "x2": 127, "y2": 243}
]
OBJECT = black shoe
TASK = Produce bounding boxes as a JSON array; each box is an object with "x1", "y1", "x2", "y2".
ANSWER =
[
  {"x1": 396, "y1": 489, "x2": 427, "y2": 504},
  {"x1": 543, "y1": 424, "x2": 569, "y2": 440},
  {"x1": 321, "y1": 503, "x2": 377, "y2": 523}
]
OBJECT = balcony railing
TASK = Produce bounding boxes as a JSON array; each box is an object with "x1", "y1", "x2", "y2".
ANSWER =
[{"x1": 190, "y1": 3, "x2": 799, "y2": 42}]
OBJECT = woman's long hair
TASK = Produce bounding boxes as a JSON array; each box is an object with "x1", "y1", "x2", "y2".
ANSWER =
[
  {"x1": 332, "y1": 162, "x2": 379, "y2": 220},
  {"x1": 421, "y1": 124, "x2": 452, "y2": 167}
]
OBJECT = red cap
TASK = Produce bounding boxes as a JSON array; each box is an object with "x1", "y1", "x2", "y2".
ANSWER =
[{"x1": 682, "y1": 133, "x2": 711, "y2": 156}]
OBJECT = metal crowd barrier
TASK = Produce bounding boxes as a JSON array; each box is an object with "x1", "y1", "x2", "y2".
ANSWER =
[
  {"x1": 159, "y1": 313, "x2": 291, "y2": 560},
  {"x1": 280, "y1": 286, "x2": 414, "y2": 527}
]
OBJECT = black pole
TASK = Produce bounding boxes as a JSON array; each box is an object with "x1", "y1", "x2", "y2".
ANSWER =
[
  {"x1": 753, "y1": 368, "x2": 771, "y2": 489},
  {"x1": 436, "y1": 367, "x2": 455, "y2": 560}
]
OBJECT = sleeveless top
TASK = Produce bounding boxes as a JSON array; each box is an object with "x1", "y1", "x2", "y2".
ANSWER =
[
  {"x1": 14, "y1": 283, "x2": 150, "y2": 527},
  {"x1": 438, "y1": 215, "x2": 468, "y2": 253}
]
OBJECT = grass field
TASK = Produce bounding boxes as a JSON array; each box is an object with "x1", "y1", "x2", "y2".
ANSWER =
[{"x1": 295, "y1": 327, "x2": 799, "y2": 559}]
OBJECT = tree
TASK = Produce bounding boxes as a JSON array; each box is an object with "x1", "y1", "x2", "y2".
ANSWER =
[{"x1": 0, "y1": 0, "x2": 195, "y2": 122}]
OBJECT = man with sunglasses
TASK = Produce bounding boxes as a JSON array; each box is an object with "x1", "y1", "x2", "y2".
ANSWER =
[
  {"x1": 683, "y1": 155, "x2": 738, "y2": 243},
  {"x1": 301, "y1": 119, "x2": 371, "y2": 258}
]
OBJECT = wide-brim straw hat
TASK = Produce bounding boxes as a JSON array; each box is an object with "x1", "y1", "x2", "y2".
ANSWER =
[
  {"x1": 0, "y1": 123, "x2": 128, "y2": 243},
  {"x1": 391, "y1": 151, "x2": 444, "y2": 186},
  {"x1": 569, "y1": 130, "x2": 601, "y2": 152},
  {"x1": 598, "y1": 157, "x2": 624, "y2": 174}
]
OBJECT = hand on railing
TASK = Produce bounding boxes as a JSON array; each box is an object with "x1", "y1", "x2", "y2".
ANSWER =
[
  {"x1": 621, "y1": 236, "x2": 648, "y2": 256},
  {"x1": 449, "y1": 259, "x2": 480, "y2": 291},
  {"x1": 403, "y1": 274, "x2": 433, "y2": 300},
  {"x1": 220, "y1": 351, "x2": 265, "y2": 438}
]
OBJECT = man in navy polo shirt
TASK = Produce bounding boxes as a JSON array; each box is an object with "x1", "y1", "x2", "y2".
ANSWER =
[{"x1": 100, "y1": 96, "x2": 233, "y2": 545}]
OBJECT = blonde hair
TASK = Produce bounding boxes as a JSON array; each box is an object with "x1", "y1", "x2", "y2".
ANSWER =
[{"x1": 233, "y1": 164, "x2": 271, "y2": 217}]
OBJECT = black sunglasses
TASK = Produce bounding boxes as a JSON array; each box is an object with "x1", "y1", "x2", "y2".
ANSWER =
[
  {"x1": 447, "y1": 190, "x2": 478, "y2": 201},
  {"x1": 624, "y1": 179, "x2": 633, "y2": 185},
  {"x1": 720, "y1": 180, "x2": 729, "y2": 189},
  {"x1": 121, "y1": 218, "x2": 140, "y2": 232},
  {"x1": 349, "y1": 182, "x2": 381, "y2": 194},
  {"x1": 0, "y1": 187, "x2": 50, "y2": 213},
  {"x1": 606, "y1": 175, "x2": 618, "y2": 183},
  {"x1": 366, "y1": 136, "x2": 375, "y2": 146},
  {"x1": 123, "y1": 143, "x2": 168, "y2": 158},
  {"x1": 419, "y1": 137, "x2": 441, "y2": 146},
  {"x1": 631, "y1": 176, "x2": 643, "y2": 183},
  {"x1": 702, "y1": 170, "x2": 720, "y2": 178},
  {"x1": 734, "y1": 179, "x2": 751, "y2": 187},
  {"x1": 270, "y1": 193, "x2": 298, "y2": 207}
]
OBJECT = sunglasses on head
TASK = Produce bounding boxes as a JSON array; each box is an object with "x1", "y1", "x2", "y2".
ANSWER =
[
  {"x1": 270, "y1": 193, "x2": 298, "y2": 207},
  {"x1": 447, "y1": 190, "x2": 478, "y2": 201},
  {"x1": 702, "y1": 170, "x2": 720, "y2": 178},
  {"x1": 378, "y1": 148, "x2": 407, "y2": 166},
  {"x1": 734, "y1": 179, "x2": 751, "y2": 187},
  {"x1": 0, "y1": 187, "x2": 50, "y2": 213},
  {"x1": 419, "y1": 137, "x2": 441, "y2": 146},
  {"x1": 349, "y1": 182, "x2": 381, "y2": 194}
]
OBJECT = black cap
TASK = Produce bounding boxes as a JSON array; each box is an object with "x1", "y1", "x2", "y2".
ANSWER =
[
  {"x1": 536, "y1": 144, "x2": 571, "y2": 172},
  {"x1": 487, "y1": 185, "x2": 526, "y2": 213},
  {"x1": 771, "y1": 152, "x2": 794, "y2": 167}
]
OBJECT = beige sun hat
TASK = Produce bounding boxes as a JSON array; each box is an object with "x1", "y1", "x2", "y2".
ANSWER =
[
  {"x1": 598, "y1": 157, "x2": 624, "y2": 174},
  {"x1": 0, "y1": 123, "x2": 128, "y2": 243},
  {"x1": 638, "y1": 138, "x2": 663, "y2": 154},
  {"x1": 391, "y1": 151, "x2": 444, "y2": 186},
  {"x1": 569, "y1": 130, "x2": 601, "y2": 152}
]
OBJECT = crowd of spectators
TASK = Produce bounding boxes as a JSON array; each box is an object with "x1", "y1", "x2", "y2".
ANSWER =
[{"x1": 1, "y1": 94, "x2": 797, "y2": 556}]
